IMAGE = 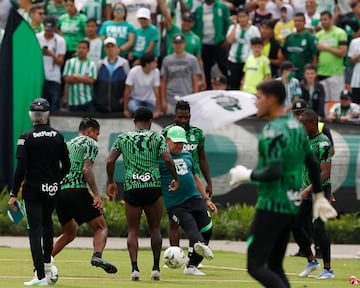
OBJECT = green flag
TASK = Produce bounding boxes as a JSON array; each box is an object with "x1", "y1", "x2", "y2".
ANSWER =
[{"x1": 0, "y1": 8, "x2": 44, "y2": 190}]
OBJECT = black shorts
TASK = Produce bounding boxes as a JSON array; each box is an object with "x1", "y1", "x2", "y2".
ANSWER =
[
  {"x1": 167, "y1": 197, "x2": 212, "y2": 231},
  {"x1": 124, "y1": 187, "x2": 162, "y2": 207},
  {"x1": 56, "y1": 188, "x2": 102, "y2": 225}
]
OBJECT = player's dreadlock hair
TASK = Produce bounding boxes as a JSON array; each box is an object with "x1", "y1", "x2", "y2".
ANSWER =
[
  {"x1": 175, "y1": 100, "x2": 191, "y2": 113},
  {"x1": 79, "y1": 117, "x2": 100, "y2": 131}
]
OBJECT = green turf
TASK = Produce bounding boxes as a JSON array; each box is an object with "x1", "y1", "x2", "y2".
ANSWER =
[{"x1": 0, "y1": 247, "x2": 358, "y2": 287}]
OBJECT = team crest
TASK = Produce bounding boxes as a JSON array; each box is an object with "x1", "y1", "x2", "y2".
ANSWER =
[{"x1": 211, "y1": 94, "x2": 242, "y2": 111}]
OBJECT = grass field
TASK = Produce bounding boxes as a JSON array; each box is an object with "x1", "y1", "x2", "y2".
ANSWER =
[{"x1": 0, "y1": 247, "x2": 358, "y2": 288}]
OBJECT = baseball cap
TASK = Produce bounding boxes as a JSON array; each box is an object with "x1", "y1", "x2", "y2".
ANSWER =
[
  {"x1": 172, "y1": 33, "x2": 185, "y2": 42},
  {"x1": 43, "y1": 16, "x2": 56, "y2": 30},
  {"x1": 136, "y1": 7, "x2": 151, "y2": 19},
  {"x1": 167, "y1": 126, "x2": 188, "y2": 143},
  {"x1": 280, "y1": 61, "x2": 297, "y2": 72},
  {"x1": 182, "y1": 11, "x2": 194, "y2": 21},
  {"x1": 30, "y1": 98, "x2": 50, "y2": 112},
  {"x1": 212, "y1": 74, "x2": 227, "y2": 85},
  {"x1": 340, "y1": 90, "x2": 351, "y2": 99},
  {"x1": 104, "y1": 37, "x2": 117, "y2": 46},
  {"x1": 292, "y1": 99, "x2": 308, "y2": 111}
]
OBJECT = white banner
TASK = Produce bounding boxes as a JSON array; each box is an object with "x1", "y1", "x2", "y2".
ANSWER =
[{"x1": 175, "y1": 90, "x2": 257, "y2": 131}]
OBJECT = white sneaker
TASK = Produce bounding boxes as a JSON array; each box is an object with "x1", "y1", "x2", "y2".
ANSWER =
[
  {"x1": 131, "y1": 270, "x2": 140, "y2": 281},
  {"x1": 24, "y1": 277, "x2": 48, "y2": 286},
  {"x1": 184, "y1": 266, "x2": 205, "y2": 276},
  {"x1": 194, "y1": 243, "x2": 214, "y2": 260},
  {"x1": 150, "y1": 270, "x2": 160, "y2": 280}
]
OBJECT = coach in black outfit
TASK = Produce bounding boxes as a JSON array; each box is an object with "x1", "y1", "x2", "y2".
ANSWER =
[{"x1": 8, "y1": 98, "x2": 70, "y2": 286}]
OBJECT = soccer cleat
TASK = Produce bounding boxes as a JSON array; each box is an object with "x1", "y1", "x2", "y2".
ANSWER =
[
  {"x1": 150, "y1": 270, "x2": 160, "y2": 280},
  {"x1": 184, "y1": 266, "x2": 205, "y2": 276},
  {"x1": 91, "y1": 256, "x2": 117, "y2": 274},
  {"x1": 194, "y1": 243, "x2": 214, "y2": 260},
  {"x1": 197, "y1": 263, "x2": 204, "y2": 269},
  {"x1": 316, "y1": 269, "x2": 335, "y2": 279},
  {"x1": 131, "y1": 270, "x2": 140, "y2": 281},
  {"x1": 299, "y1": 260, "x2": 320, "y2": 277},
  {"x1": 24, "y1": 277, "x2": 48, "y2": 286}
]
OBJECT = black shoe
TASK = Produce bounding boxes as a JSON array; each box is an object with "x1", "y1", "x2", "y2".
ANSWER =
[{"x1": 91, "y1": 256, "x2": 118, "y2": 274}]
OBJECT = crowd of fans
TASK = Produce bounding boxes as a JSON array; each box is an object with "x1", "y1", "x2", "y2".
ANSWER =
[{"x1": 1, "y1": 0, "x2": 360, "y2": 122}]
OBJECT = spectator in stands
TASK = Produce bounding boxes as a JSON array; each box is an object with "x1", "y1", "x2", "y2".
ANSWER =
[
  {"x1": 85, "y1": 18, "x2": 104, "y2": 64},
  {"x1": 164, "y1": 12, "x2": 206, "y2": 89},
  {"x1": 81, "y1": 0, "x2": 110, "y2": 26},
  {"x1": 63, "y1": 40, "x2": 97, "y2": 112},
  {"x1": 317, "y1": 0, "x2": 339, "y2": 20},
  {"x1": 304, "y1": 0, "x2": 321, "y2": 33},
  {"x1": 124, "y1": 52, "x2": 161, "y2": 118},
  {"x1": 327, "y1": 90, "x2": 360, "y2": 122},
  {"x1": 57, "y1": 0, "x2": 87, "y2": 60},
  {"x1": 226, "y1": 6, "x2": 260, "y2": 90},
  {"x1": 282, "y1": 12, "x2": 318, "y2": 80},
  {"x1": 241, "y1": 37, "x2": 271, "y2": 94},
  {"x1": 129, "y1": 8, "x2": 158, "y2": 67},
  {"x1": 250, "y1": 0, "x2": 272, "y2": 27},
  {"x1": 46, "y1": 0, "x2": 67, "y2": 20},
  {"x1": 29, "y1": 4, "x2": 45, "y2": 33},
  {"x1": 300, "y1": 64, "x2": 326, "y2": 118},
  {"x1": 274, "y1": 6, "x2": 295, "y2": 46},
  {"x1": 259, "y1": 19, "x2": 284, "y2": 77},
  {"x1": 160, "y1": 33, "x2": 201, "y2": 115},
  {"x1": 120, "y1": 0, "x2": 158, "y2": 29},
  {"x1": 266, "y1": 0, "x2": 294, "y2": 22},
  {"x1": 277, "y1": 60, "x2": 303, "y2": 113},
  {"x1": 37, "y1": 16, "x2": 66, "y2": 111},
  {"x1": 94, "y1": 37, "x2": 129, "y2": 112},
  {"x1": 316, "y1": 10, "x2": 347, "y2": 104},
  {"x1": 339, "y1": 0, "x2": 360, "y2": 88},
  {"x1": 193, "y1": 0, "x2": 231, "y2": 89},
  {"x1": 18, "y1": 0, "x2": 32, "y2": 22},
  {"x1": 348, "y1": 26, "x2": 360, "y2": 104},
  {"x1": 99, "y1": 2, "x2": 135, "y2": 59},
  {"x1": 211, "y1": 74, "x2": 227, "y2": 90}
]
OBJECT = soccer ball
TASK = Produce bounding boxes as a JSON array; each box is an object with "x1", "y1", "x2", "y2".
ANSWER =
[
  {"x1": 47, "y1": 265, "x2": 58, "y2": 284},
  {"x1": 163, "y1": 246, "x2": 186, "y2": 269}
]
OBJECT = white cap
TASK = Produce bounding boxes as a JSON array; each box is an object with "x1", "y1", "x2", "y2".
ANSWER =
[
  {"x1": 136, "y1": 7, "x2": 151, "y2": 19},
  {"x1": 104, "y1": 37, "x2": 117, "y2": 46}
]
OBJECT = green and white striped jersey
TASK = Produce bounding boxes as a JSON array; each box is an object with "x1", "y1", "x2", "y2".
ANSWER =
[{"x1": 63, "y1": 57, "x2": 97, "y2": 106}]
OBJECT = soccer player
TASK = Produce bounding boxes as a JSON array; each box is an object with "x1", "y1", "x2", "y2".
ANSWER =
[
  {"x1": 228, "y1": 79, "x2": 337, "y2": 288},
  {"x1": 159, "y1": 126, "x2": 217, "y2": 276},
  {"x1": 296, "y1": 109, "x2": 335, "y2": 279},
  {"x1": 162, "y1": 100, "x2": 212, "y2": 248},
  {"x1": 52, "y1": 118, "x2": 117, "y2": 274},
  {"x1": 106, "y1": 107, "x2": 179, "y2": 281},
  {"x1": 8, "y1": 98, "x2": 70, "y2": 286}
]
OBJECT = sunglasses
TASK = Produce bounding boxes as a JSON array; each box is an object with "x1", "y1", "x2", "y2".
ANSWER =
[{"x1": 114, "y1": 7, "x2": 125, "y2": 12}]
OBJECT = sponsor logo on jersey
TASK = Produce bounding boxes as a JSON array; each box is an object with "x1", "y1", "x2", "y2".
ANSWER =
[
  {"x1": 41, "y1": 182, "x2": 58, "y2": 196},
  {"x1": 287, "y1": 189, "x2": 301, "y2": 206},
  {"x1": 33, "y1": 131, "x2": 57, "y2": 138},
  {"x1": 184, "y1": 143, "x2": 198, "y2": 151},
  {"x1": 132, "y1": 172, "x2": 151, "y2": 182}
]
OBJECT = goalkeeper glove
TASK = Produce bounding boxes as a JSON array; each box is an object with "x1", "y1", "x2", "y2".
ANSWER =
[
  {"x1": 313, "y1": 192, "x2": 338, "y2": 222},
  {"x1": 229, "y1": 165, "x2": 252, "y2": 186}
]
